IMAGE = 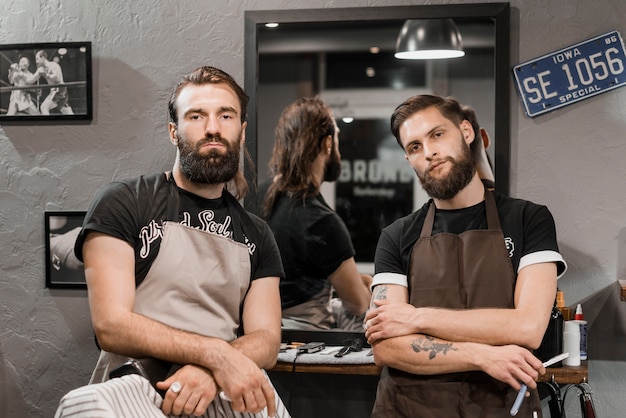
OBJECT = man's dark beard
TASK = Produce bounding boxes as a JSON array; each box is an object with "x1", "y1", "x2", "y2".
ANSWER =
[
  {"x1": 178, "y1": 133, "x2": 241, "y2": 184},
  {"x1": 417, "y1": 141, "x2": 476, "y2": 200},
  {"x1": 323, "y1": 147, "x2": 342, "y2": 182}
]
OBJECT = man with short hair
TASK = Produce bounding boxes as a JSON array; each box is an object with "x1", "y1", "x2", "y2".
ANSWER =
[
  {"x1": 365, "y1": 94, "x2": 566, "y2": 417},
  {"x1": 55, "y1": 66, "x2": 289, "y2": 418}
]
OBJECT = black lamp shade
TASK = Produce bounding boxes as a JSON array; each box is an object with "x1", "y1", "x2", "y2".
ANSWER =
[{"x1": 395, "y1": 19, "x2": 465, "y2": 59}]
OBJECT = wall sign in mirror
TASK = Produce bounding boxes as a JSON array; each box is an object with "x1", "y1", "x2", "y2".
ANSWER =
[
  {"x1": 0, "y1": 42, "x2": 92, "y2": 122},
  {"x1": 45, "y1": 211, "x2": 86, "y2": 289}
]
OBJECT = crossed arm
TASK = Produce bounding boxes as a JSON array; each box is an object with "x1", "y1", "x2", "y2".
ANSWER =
[
  {"x1": 84, "y1": 232, "x2": 281, "y2": 416},
  {"x1": 364, "y1": 262, "x2": 557, "y2": 391}
]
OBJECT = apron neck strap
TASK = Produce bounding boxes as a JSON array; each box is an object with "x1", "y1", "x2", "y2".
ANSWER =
[
  {"x1": 165, "y1": 171, "x2": 179, "y2": 221},
  {"x1": 420, "y1": 201, "x2": 436, "y2": 239},
  {"x1": 484, "y1": 190, "x2": 501, "y2": 230}
]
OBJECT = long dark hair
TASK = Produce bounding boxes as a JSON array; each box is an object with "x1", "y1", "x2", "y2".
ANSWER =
[{"x1": 263, "y1": 97, "x2": 335, "y2": 217}]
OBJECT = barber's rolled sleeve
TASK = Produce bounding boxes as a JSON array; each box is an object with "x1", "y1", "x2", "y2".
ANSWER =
[
  {"x1": 371, "y1": 272, "x2": 408, "y2": 290},
  {"x1": 518, "y1": 250, "x2": 567, "y2": 279}
]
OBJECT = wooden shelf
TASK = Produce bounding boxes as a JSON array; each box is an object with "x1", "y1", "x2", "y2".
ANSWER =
[
  {"x1": 272, "y1": 361, "x2": 587, "y2": 383},
  {"x1": 538, "y1": 361, "x2": 588, "y2": 384},
  {"x1": 272, "y1": 361, "x2": 381, "y2": 376}
]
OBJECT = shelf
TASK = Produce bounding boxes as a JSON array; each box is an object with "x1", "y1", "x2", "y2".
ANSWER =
[
  {"x1": 272, "y1": 361, "x2": 587, "y2": 383},
  {"x1": 620, "y1": 279, "x2": 626, "y2": 301},
  {"x1": 272, "y1": 361, "x2": 381, "y2": 376},
  {"x1": 538, "y1": 361, "x2": 588, "y2": 384}
]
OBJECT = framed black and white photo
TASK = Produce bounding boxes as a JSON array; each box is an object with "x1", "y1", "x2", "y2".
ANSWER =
[
  {"x1": 45, "y1": 211, "x2": 86, "y2": 289},
  {"x1": 0, "y1": 42, "x2": 92, "y2": 121}
]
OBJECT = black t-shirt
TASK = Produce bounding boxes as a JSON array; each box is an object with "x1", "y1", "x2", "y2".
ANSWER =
[
  {"x1": 374, "y1": 191, "x2": 566, "y2": 286},
  {"x1": 75, "y1": 173, "x2": 284, "y2": 287},
  {"x1": 259, "y1": 180, "x2": 355, "y2": 309}
]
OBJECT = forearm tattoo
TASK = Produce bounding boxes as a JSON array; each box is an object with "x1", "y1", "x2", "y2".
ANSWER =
[
  {"x1": 411, "y1": 335, "x2": 457, "y2": 360},
  {"x1": 371, "y1": 285, "x2": 388, "y2": 308}
]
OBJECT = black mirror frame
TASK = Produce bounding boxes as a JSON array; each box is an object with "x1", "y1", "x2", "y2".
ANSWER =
[{"x1": 244, "y1": 3, "x2": 511, "y2": 214}]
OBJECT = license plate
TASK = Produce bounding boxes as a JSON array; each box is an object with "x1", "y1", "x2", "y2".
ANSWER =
[{"x1": 513, "y1": 31, "x2": 626, "y2": 117}]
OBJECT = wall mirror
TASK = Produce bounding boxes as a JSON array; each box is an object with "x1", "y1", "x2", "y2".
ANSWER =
[{"x1": 244, "y1": 3, "x2": 510, "y2": 336}]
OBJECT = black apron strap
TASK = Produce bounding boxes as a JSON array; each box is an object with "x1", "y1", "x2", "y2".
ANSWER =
[
  {"x1": 165, "y1": 172, "x2": 179, "y2": 222},
  {"x1": 484, "y1": 190, "x2": 502, "y2": 230},
  {"x1": 419, "y1": 200, "x2": 436, "y2": 239}
]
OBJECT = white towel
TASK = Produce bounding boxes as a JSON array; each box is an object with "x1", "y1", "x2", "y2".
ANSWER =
[{"x1": 54, "y1": 373, "x2": 291, "y2": 418}]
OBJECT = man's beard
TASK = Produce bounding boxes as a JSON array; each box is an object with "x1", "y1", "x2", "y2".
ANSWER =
[
  {"x1": 323, "y1": 147, "x2": 342, "y2": 182},
  {"x1": 177, "y1": 132, "x2": 241, "y2": 185},
  {"x1": 417, "y1": 139, "x2": 476, "y2": 200}
]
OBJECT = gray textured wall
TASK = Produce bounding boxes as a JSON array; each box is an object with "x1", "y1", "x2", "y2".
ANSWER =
[{"x1": 1, "y1": 0, "x2": 625, "y2": 416}]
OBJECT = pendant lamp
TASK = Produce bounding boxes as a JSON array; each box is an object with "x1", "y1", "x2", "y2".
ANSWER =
[{"x1": 395, "y1": 19, "x2": 465, "y2": 59}]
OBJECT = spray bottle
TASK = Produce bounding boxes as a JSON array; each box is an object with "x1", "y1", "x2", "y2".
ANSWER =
[{"x1": 574, "y1": 303, "x2": 588, "y2": 361}]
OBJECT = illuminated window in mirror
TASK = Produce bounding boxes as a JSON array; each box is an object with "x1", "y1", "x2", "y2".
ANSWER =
[{"x1": 319, "y1": 118, "x2": 420, "y2": 274}]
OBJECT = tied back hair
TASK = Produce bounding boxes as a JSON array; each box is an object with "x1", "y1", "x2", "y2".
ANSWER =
[
  {"x1": 263, "y1": 96, "x2": 335, "y2": 217},
  {"x1": 461, "y1": 105, "x2": 483, "y2": 156}
]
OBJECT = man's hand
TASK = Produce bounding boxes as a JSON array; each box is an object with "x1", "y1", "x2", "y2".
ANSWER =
[
  {"x1": 479, "y1": 345, "x2": 545, "y2": 391},
  {"x1": 157, "y1": 365, "x2": 217, "y2": 416},
  {"x1": 365, "y1": 298, "x2": 418, "y2": 344},
  {"x1": 211, "y1": 346, "x2": 276, "y2": 417}
]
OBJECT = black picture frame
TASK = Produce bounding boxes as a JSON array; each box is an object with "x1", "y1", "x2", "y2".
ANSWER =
[
  {"x1": 45, "y1": 211, "x2": 86, "y2": 289},
  {"x1": 0, "y1": 42, "x2": 92, "y2": 122}
]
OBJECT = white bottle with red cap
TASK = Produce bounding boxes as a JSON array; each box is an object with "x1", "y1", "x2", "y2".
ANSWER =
[
  {"x1": 574, "y1": 303, "x2": 588, "y2": 361},
  {"x1": 563, "y1": 320, "x2": 581, "y2": 366}
]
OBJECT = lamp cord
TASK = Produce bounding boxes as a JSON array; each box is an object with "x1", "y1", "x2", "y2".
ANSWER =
[{"x1": 287, "y1": 350, "x2": 303, "y2": 413}]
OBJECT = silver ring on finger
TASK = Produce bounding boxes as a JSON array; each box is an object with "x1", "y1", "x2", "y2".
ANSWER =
[{"x1": 170, "y1": 381, "x2": 182, "y2": 394}]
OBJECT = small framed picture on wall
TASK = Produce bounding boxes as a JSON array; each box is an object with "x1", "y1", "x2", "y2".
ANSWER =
[
  {"x1": 45, "y1": 211, "x2": 86, "y2": 289},
  {"x1": 0, "y1": 42, "x2": 92, "y2": 122}
]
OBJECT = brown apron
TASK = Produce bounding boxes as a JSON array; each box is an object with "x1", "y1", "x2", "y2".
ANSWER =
[{"x1": 372, "y1": 191, "x2": 542, "y2": 418}]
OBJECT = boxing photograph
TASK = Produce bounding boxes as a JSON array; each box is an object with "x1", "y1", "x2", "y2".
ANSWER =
[{"x1": 0, "y1": 41, "x2": 92, "y2": 121}]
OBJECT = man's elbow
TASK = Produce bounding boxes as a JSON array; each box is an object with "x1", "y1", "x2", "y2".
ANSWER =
[
  {"x1": 341, "y1": 290, "x2": 371, "y2": 316},
  {"x1": 264, "y1": 356, "x2": 278, "y2": 370},
  {"x1": 92, "y1": 327, "x2": 116, "y2": 352},
  {"x1": 518, "y1": 322, "x2": 549, "y2": 350},
  {"x1": 253, "y1": 329, "x2": 282, "y2": 370},
  {"x1": 91, "y1": 316, "x2": 125, "y2": 352},
  {"x1": 371, "y1": 343, "x2": 394, "y2": 367},
  {"x1": 343, "y1": 301, "x2": 368, "y2": 316}
]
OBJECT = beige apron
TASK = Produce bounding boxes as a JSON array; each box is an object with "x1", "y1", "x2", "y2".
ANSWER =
[
  {"x1": 372, "y1": 191, "x2": 542, "y2": 418},
  {"x1": 78, "y1": 180, "x2": 290, "y2": 418},
  {"x1": 91, "y1": 182, "x2": 251, "y2": 382}
]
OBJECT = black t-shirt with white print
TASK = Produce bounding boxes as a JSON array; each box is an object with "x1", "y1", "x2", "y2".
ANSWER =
[
  {"x1": 75, "y1": 172, "x2": 284, "y2": 287},
  {"x1": 373, "y1": 191, "x2": 567, "y2": 287}
]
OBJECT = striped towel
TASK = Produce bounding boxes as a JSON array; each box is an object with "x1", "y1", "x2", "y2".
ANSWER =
[{"x1": 54, "y1": 373, "x2": 291, "y2": 418}]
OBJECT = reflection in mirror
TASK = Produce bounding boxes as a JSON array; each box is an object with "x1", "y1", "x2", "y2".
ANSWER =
[{"x1": 244, "y1": 4, "x2": 510, "y2": 334}]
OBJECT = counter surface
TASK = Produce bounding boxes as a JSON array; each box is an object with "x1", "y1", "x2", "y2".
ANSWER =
[{"x1": 272, "y1": 348, "x2": 588, "y2": 383}]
